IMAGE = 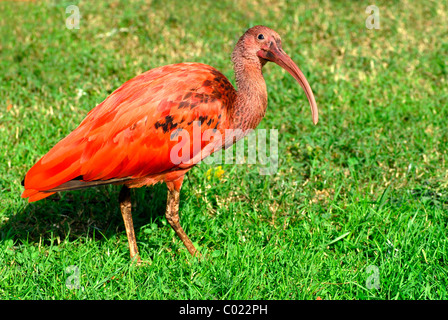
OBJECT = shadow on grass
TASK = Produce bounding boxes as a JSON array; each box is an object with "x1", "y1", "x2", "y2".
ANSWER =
[{"x1": 1, "y1": 183, "x2": 170, "y2": 245}]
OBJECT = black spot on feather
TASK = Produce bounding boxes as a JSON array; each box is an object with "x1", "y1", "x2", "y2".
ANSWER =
[
  {"x1": 202, "y1": 79, "x2": 213, "y2": 87},
  {"x1": 198, "y1": 115, "x2": 208, "y2": 124},
  {"x1": 155, "y1": 115, "x2": 177, "y2": 133},
  {"x1": 178, "y1": 101, "x2": 190, "y2": 109},
  {"x1": 189, "y1": 101, "x2": 199, "y2": 110}
]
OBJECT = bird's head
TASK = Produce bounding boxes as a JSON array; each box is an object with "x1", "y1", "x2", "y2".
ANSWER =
[{"x1": 233, "y1": 25, "x2": 318, "y2": 125}]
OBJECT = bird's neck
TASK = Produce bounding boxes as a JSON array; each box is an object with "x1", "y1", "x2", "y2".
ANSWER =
[{"x1": 230, "y1": 57, "x2": 268, "y2": 132}]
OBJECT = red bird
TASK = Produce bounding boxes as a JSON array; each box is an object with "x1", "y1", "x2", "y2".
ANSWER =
[{"x1": 22, "y1": 26, "x2": 318, "y2": 262}]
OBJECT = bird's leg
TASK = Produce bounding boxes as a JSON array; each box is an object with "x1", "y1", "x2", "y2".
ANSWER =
[
  {"x1": 165, "y1": 178, "x2": 200, "y2": 257},
  {"x1": 119, "y1": 185, "x2": 141, "y2": 263}
]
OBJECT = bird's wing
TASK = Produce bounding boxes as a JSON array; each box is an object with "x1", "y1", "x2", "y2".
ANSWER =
[{"x1": 22, "y1": 63, "x2": 236, "y2": 201}]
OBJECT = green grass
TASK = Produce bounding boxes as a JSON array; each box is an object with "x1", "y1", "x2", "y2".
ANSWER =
[{"x1": 1, "y1": 0, "x2": 447, "y2": 300}]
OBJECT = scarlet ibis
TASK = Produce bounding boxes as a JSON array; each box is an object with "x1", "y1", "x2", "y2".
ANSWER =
[{"x1": 21, "y1": 26, "x2": 318, "y2": 262}]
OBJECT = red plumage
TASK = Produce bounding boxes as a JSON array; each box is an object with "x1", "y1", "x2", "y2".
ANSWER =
[{"x1": 22, "y1": 63, "x2": 236, "y2": 202}]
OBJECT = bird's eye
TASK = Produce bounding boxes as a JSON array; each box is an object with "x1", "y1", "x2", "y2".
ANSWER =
[{"x1": 257, "y1": 34, "x2": 265, "y2": 40}]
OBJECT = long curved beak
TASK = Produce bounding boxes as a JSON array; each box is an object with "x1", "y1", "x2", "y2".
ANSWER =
[{"x1": 258, "y1": 44, "x2": 319, "y2": 125}]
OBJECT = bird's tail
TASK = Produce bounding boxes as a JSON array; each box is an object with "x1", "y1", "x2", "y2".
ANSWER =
[{"x1": 21, "y1": 167, "x2": 131, "y2": 202}]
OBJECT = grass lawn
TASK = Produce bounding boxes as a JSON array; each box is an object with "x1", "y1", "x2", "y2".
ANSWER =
[{"x1": 1, "y1": 0, "x2": 447, "y2": 300}]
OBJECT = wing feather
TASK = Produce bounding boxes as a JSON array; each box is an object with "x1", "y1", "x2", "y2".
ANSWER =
[{"x1": 22, "y1": 63, "x2": 236, "y2": 201}]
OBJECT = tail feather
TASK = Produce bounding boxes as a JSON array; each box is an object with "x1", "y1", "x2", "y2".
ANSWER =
[
  {"x1": 48, "y1": 176, "x2": 131, "y2": 192},
  {"x1": 21, "y1": 189, "x2": 56, "y2": 202},
  {"x1": 21, "y1": 177, "x2": 131, "y2": 202}
]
